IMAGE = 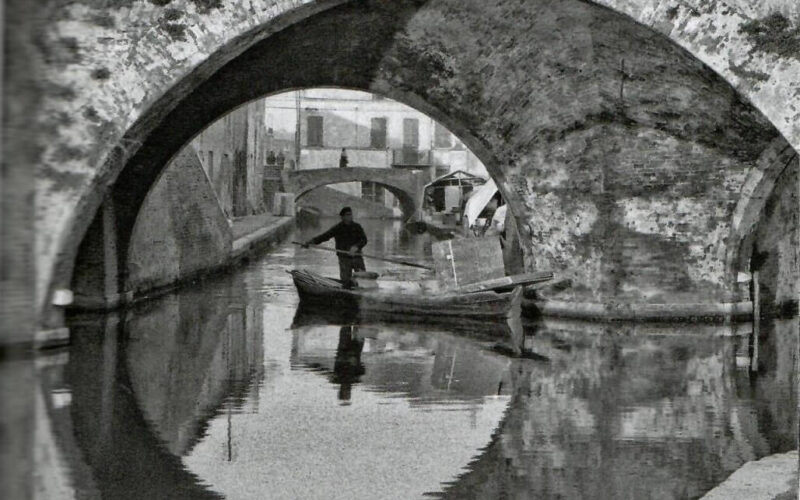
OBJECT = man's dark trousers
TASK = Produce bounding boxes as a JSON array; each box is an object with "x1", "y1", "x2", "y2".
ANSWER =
[{"x1": 338, "y1": 255, "x2": 366, "y2": 287}]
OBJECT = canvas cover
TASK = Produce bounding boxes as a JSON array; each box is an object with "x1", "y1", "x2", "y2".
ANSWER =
[
  {"x1": 432, "y1": 237, "x2": 505, "y2": 290},
  {"x1": 463, "y1": 179, "x2": 498, "y2": 227}
]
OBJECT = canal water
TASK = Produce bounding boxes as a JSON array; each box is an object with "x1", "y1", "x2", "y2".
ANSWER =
[{"x1": 44, "y1": 218, "x2": 796, "y2": 499}]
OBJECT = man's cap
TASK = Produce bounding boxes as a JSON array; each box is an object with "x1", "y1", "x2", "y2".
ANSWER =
[{"x1": 339, "y1": 207, "x2": 352, "y2": 216}]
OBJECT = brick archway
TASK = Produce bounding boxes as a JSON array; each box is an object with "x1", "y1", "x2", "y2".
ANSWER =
[
  {"x1": 39, "y1": 0, "x2": 797, "y2": 326},
  {"x1": 727, "y1": 137, "x2": 799, "y2": 279}
]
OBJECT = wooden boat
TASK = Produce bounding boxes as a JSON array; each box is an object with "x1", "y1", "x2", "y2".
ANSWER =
[{"x1": 289, "y1": 269, "x2": 522, "y2": 324}]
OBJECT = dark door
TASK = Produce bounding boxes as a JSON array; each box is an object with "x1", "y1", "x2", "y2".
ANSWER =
[{"x1": 307, "y1": 116, "x2": 323, "y2": 147}]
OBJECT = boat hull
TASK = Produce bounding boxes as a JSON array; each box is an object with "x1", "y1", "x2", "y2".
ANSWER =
[{"x1": 289, "y1": 269, "x2": 521, "y2": 323}]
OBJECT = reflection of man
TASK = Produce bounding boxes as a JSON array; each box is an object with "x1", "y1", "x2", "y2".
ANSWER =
[
  {"x1": 303, "y1": 207, "x2": 367, "y2": 288},
  {"x1": 332, "y1": 326, "x2": 365, "y2": 402}
]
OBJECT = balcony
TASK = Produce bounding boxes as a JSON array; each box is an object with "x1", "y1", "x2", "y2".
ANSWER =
[{"x1": 390, "y1": 148, "x2": 432, "y2": 168}]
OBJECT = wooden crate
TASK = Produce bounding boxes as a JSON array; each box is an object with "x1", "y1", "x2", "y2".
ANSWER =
[{"x1": 432, "y1": 237, "x2": 505, "y2": 290}]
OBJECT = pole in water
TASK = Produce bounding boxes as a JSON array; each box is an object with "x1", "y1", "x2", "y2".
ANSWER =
[
  {"x1": 750, "y1": 270, "x2": 760, "y2": 373},
  {"x1": 292, "y1": 241, "x2": 434, "y2": 271}
]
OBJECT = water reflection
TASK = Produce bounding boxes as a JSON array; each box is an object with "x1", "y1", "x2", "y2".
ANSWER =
[
  {"x1": 178, "y1": 322, "x2": 512, "y2": 499},
  {"x1": 436, "y1": 320, "x2": 798, "y2": 499},
  {"x1": 289, "y1": 322, "x2": 514, "y2": 406},
  {"x1": 332, "y1": 326, "x2": 366, "y2": 402},
  {"x1": 65, "y1": 313, "x2": 224, "y2": 499},
  {"x1": 123, "y1": 279, "x2": 264, "y2": 457},
  {"x1": 44, "y1": 219, "x2": 797, "y2": 499}
]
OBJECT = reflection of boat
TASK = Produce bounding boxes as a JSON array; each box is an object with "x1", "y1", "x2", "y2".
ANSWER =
[
  {"x1": 290, "y1": 302, "x2": 550, "y2": 359},
  {"x1": 290, "y1": 302, "x2": 514, "y2": 340},
  {"x1": 289, "y1": 269, "x2": 522, "y2": 325}
]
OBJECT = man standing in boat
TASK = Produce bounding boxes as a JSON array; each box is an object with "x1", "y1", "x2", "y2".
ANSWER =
[{"x1": 302, "y1": 206, "x2": 367, "y2": 288}]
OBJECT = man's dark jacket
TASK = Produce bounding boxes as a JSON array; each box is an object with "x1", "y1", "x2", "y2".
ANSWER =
[{"x1": 310, "y1": 222, "x2": 368, "y2": 251}]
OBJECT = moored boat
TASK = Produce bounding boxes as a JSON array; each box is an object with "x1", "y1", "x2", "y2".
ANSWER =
[{"x1": 289, "y1": 269, "x2": 522, "y2": 324}]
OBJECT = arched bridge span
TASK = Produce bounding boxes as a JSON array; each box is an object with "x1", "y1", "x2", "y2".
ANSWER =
[{"x1": 282, "y1": 167, "x2": 425, "y2": 220}]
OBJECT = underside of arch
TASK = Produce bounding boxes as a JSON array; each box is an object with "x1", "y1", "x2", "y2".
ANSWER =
[
  {"x1": 295, "y1": 182, "x2": 418, "y2": 220},
  {"x1": 57, "y1": 0, "x2": 794, "y2": 322}
]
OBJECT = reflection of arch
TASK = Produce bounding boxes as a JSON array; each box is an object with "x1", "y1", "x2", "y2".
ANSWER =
[
  {"x1": 284, "y1": 167, "x2": 424, "y2": 220},
  {"x1": 67, "y1": 317, "x2": 223, "y2": 499},
  {"x1": 65, "y1": 273, "x2": 265, "y2": 497},
  {"x1": 49, "y1": 0, "x2": 792, "y2": 324},
  {"x1": 438, "y1": 335, "x2": 778, "y2": 499}
]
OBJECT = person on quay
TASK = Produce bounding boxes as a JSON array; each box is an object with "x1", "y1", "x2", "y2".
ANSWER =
[
  {"x1": 339, "y1": 148, "x2": 349, "y2": 168},
  {"x1": 303, "y1": 206, "x2": 367, "y2": 288}
]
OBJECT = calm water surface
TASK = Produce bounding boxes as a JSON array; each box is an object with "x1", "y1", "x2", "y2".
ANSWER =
[{"x1": 43, "y1": 218, "x2": 797, "y2": 499}]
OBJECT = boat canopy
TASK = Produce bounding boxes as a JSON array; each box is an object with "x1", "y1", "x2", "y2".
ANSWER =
[
  {"x1": 423, "y1": 170, "x2": 487, "y2": 189},
  {"x1": 422, "y1": 170, "x2": 488, "y2": 215},
  {"x1": 463, "y1": 178, "x2": 498, "y2": 227}
]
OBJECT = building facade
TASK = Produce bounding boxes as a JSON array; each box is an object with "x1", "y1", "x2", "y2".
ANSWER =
[
  {"x1": 189, "y1": 101, "x2": 292, "y2": 217},
  {"x1": 263, "y1": 89, "x2": 488, "y2": 212}
]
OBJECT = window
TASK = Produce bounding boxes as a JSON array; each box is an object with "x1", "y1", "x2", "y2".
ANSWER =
[
  {"x1": 403, "y1": 118, "x2": 419, "y2": 149},
  {"x1": 307, "y1": 116, "x2": 323, "y2": 147},
  {"x1": 434, "y1": 122, "x2": 452, "y2": 148},
  {"x1": 370, "y1": 117, "x2": 387, "y2": 149}
]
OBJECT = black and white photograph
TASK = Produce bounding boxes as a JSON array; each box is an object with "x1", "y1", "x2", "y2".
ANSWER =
[{"x1": 2, "y1": 0, "x2": 799, "y2": 498}]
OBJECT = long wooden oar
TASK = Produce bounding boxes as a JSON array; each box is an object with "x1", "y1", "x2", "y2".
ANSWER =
[{"x1": 292, "y1": 241, "x2": 434, "y2": 271}]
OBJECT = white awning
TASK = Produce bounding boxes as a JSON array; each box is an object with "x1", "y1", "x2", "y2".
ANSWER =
[{"x1": 463, "y1": 178, "x2": 498, "y2": 227}]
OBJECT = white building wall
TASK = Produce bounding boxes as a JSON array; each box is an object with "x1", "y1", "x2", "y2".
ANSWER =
[{"x1": 262, "y1": 88, "x2": 488, "y2": 206}]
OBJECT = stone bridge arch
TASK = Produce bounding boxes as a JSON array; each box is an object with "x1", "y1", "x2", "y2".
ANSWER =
[
  {"x1": 283, "y1": 167, "x2": 426, "y2": 221},
  {"x1": 727, "y1": 136, "x2": 799, "y2": 277},
  {"x1": 30, "y1": 0, "x2": 799, "y2": 327}
]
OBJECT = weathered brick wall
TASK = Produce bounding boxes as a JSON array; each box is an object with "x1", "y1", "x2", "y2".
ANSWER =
[
  {"x1": 369, "y1": 0, "x2": 778, "y2": 303},
  {"x1": 127, "y1": 148, "x2": 232, "y2": 294},
  {"x1": 26, "y1": 0, "x2": 800, "y2": 318},
  {"x1": 2, "y1": 0, "x2": 39, "y2": 345},
  {"x1": 70, "y1": 206, "x2": 110, "y2": 304},
  {"x1": 1, "y1": 2, "x2": 39, "y2": 495},
  {"x1": 526, "y1": 125, "x2": 754, "y2": 303},
  {"x1": 244, "y1": 101, "x2": 269, "y2": 214},
  {"x1": 191, "y1": 101, "x2": 269, "y2": 217}
]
